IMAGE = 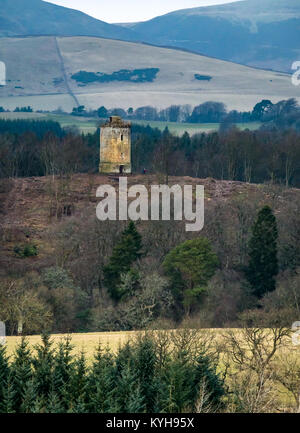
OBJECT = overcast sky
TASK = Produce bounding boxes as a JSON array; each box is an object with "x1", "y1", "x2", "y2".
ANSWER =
[{"x1": 44, "y1": 0, "x2": 242, "y2": 23}]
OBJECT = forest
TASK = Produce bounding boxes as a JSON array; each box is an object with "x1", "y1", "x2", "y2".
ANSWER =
[
  {"x1": 0, "y1": 117, "x2": 300, "y2": 186},
  {"x1": 0, "y1": 114, "x2": 300, "y2": 337}
]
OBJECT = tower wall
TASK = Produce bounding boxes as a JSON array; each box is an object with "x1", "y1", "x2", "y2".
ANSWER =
[{"x1": 99, "y1": 117, "x2": 131, "y2": 174}]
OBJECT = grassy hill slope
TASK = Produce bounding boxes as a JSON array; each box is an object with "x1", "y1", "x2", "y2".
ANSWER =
[
  {"x1": 130, "y1": 0, "x2": 300, "y2": 72},
  {"x1": 0, "y1": 36, "x2": 297, "y2": 112}
]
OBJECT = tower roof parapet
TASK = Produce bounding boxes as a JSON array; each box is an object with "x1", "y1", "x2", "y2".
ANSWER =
[{"x1": 102, "y1": 116, "x2": 131, "y2": 128}]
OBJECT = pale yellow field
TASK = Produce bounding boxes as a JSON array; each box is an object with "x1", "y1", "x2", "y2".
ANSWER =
[
  {"x1": 5, "y1": 328, "x2": 295, "y2": 360},
  {"x1": 4, "y1": 328, "x2": 229, "y2": 363},
  {"x1": 5, "y1": 331, "x2": 139, "y2": 361}
]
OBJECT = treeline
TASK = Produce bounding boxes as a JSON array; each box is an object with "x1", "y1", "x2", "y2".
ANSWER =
[
  {"x1": 71, "y1": 98, "x2": 300, "y2": 128},
  {"x1": 77, "y1": 101, "x2": 248, "y2": 123},
  {"x1": 0, "y1": 106, "x2": 33, "y2": 113},
  {"x1": 0, "y1": 122, "x2": 97, "y2": 178},
  {"x1": 0, "y1": 328, "x2": 298, "y2": 413},
  {"x1": 1, "y1": 120, "x2": 300, "y2": 187},
  {"x1": 0, "y1": 334, "x2": 224, "y2": 413},
  {"x1": 0, "y1": 119, "x2": 64, "y2": 139},
  {"x1": 1, "y1": 98, "x2": 300, "y2": 127},
  {"x1": 150, "y1": 127, "x2": 300, "y2": 187}
]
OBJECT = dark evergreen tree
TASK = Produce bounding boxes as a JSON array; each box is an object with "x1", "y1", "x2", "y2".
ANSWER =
[
  {"x1": 0, "y1": 344, "x2": 9, "y2": 410},
  {"x1": 32, "y1": 333, "x2": 55, "y2": 402},
  {"x1": 113, "y1": 363, "x2": 144, "y2": 413},
  {"x1": 192, "y1": 353, "x2": 225, "y2": 412},
  {"x1": 67, "y1": 395, "x2": 88, "y2": 413},
  {"x1": 103, "y1": 221, "x2": 142, "y2": 301},
  {"x1": 135, "y1": 337, "x2": 157, "y2": 412},
  {"x1": 51, "y1": 337, "x2": 75, "y2": 410},
  {"x1": 46, "y1": 388, "x2": 64, "y2": 413},
  {"x1": 69, "y1": 350, "x2": 88, "y2": 410},
  {"x1": 20, "y1": 379, "x2": 38, "y2": 413},
  {"x1": 87, "y1": 344, "x2": 115, "y2": 413},
  {"x1": 10, "y1": 337, "x2": 32, "y2": 412},
  {"x1": 246, "y1": 206, "x2": 279, "y2": 298},
  {"x1": 159, "y1": 351, "x2": 195, "y2": 413},
  {"x1": 111, "y1": 344, "x2": 144, "y2": 413},
  {"x1": 1, "y1": 376, "x2": 17, "y2": 413}
]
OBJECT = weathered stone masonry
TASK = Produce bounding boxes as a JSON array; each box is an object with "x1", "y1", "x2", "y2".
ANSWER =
[{"x1": 99, "y1": 116, "x2": 131, "y2": 174}]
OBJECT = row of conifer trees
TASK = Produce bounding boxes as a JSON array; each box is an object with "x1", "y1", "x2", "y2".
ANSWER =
[{"x1": 0, "y1": 334, "x2": 225, "y2": 413}]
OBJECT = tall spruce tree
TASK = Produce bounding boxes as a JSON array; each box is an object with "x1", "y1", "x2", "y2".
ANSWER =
[
  {"x1": 69, "y1": 350, "x2": 88, "y2": 410},
  {"x1": 0, "y1": 345, "x2": 10, "y2": 412},
  {"x1": 87, "y1": 344, "x2": 115, "y2": 413},
  {"x1": 1, "y1": 376, "x2": 17, "y2": 413},
  {"x1": 10, "y1": 337, "x2": 33, "y2": 412},
  {"x1": 246, "y1": 205, "x2": 279, "y2": 298},
  {"x1": 135, "y1": 337, "x2": 157, "y2": 412},
  {"x1": 103, "y1": 221, "x2": 142, "y2": 301},
  {"x1": 51, "y1": 336, "x2": 75, "y2": 411},
  {"x1": 32, "y1": 333, "x2": 55, "y2": 402},
  {"x1": 192, "y1": 353, "x2": 225, "y2": 412},
  {"x1": 20, "y1": 379, "x2": 38, "y2": 413},
  {"x1": 159, "y1": 351, "x2": 195, "y2": 413}
]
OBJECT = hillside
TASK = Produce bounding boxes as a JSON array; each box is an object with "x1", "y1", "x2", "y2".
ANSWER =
[
  {"x1": 130, "y1": 0, "x2": 300, "y2": 72},
  {"x1": 0, "y1": 36, "x2": 297, "y2": 112},
  {"x1": 0, "y1": 173, "x2": 299, "y2": 336},
  {"x1": 0, "y1": 0, "x2": 136, "y2": 40},
  {"x1": 1, "y1": 173, "x2": 299, "y2": 271},
  {"x1": 1, "y1": 0, "x2": 299, "y2": 74}
]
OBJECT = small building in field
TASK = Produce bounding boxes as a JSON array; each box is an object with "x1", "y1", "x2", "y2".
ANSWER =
[{"x1": 99, "y1": 116, "x2": 131, "y2": 174}]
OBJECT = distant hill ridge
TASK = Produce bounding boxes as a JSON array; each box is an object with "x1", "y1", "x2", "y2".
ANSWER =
[
  {"x1": 0, "y1": 0, "x2": 137, "y2": 40},
  {"x1": 0, "y1": 0, "x2": 299, "y2": 71},
  {"x1": 129, "y1": 0, "x2": 300, "y2": 72}
]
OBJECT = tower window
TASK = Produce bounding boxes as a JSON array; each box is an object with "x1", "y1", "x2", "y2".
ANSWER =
[{"x1": 121, "y1": 134, "x2": 123, "y2": 141}]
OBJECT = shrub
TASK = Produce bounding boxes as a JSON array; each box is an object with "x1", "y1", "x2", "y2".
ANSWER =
[{"x1": 14, "y1": 244, "x2": 38, "y2": 258}]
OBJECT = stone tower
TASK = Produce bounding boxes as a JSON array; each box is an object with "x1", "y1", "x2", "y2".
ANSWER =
[{"x1": 99, "y1": 116, "x2": 131, "y2": 174}]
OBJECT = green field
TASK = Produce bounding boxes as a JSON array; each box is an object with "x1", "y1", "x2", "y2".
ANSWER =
[
  {"x1": 47, "y1": 113, "x2": 99, "y2": 134},
  {"x1": 0, "y1": 112, "x2": 99, "y2": 134},
  {"x1": 133, "y1": 120, "x2": 262, "y2": 135},
  {"x1": 0, "y1": 112, "x2": 262, "y2": 136}
]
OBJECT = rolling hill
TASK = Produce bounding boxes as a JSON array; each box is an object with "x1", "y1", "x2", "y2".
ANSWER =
[
  {"x1": 0, "y1": 36, "x2": 298, "y2": 113},
  {"x1": 129, "y1": 0, "x2": 300, "y2": 72},
  {"x1": 0, "y1": 0, "x2": 136, "y2": 40},
  {"x1": 1, "y1": 0, "x2": 299, "y2": 74}
]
